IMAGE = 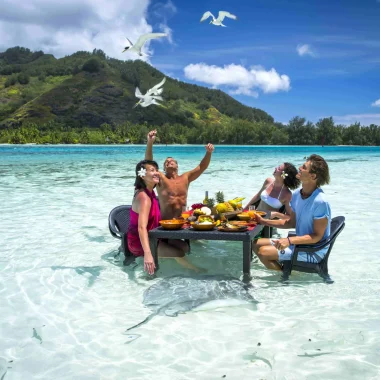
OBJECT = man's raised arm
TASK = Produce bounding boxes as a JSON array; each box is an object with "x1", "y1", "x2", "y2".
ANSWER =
[
  {"x1": 186, "y1": 143, "x2": 214, "y2": 183},
  {"x1": 145, "y1": 129, "x2": 156, "y2": 160}
]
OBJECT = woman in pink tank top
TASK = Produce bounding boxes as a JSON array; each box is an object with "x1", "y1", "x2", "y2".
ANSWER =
[
  {"x1": 127, "y1": 160, "x2": 206, "y2": 275},
  {"x1": 127, "y1": 160, "x2": 161, "y2": 275}
]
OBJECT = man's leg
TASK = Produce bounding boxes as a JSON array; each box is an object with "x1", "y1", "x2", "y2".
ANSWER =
[
  {"x1": 157, "y1": 241, "x2": 205, "y2": 272},
  {"x1": 255, "y1": 245, "x2": 282, "y2": 271},
  {"x1": 252, "y1": 238, "x2": 272, "y2": 255},
  {"x1": 167, "y1": 239, "x2": 190, "y2": 255}
]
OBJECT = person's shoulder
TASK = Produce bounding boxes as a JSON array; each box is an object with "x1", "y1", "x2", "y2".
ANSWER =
[
  {"x1": 314, "y1": 188, "x2": 328, "y2": 202},
  {"x1": 292, "y1": 188, "x2": 301, "y2": 198},
  {"x1": 312, "y1": 188, "x2": 330, "y2": 208},
  {"x1": 135, "y1": 190, "x2": 151, "y2": 202},
  {"x1": 263, "y1": 177, "x2": 273, "y2": 185}
]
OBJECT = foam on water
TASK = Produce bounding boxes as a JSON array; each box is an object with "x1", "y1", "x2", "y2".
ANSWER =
[{"x1": 1, "y1": 145, "x2": 380, "y2": 379}]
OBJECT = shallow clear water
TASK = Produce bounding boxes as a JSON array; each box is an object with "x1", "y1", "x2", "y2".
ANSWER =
[{"x1": 1, "y1": 145, "x2": 380, "y2": 380}]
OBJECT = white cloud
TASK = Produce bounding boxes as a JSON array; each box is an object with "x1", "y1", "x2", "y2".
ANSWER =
[
  {"x1": 332, "y1": 113, "x2": 380, "y2": 126},
  {"x1": 152, "y1": 1, "x2": 177, "y2": 46},
  {"x1": 371, "y1": 99, "x2": 380, "y2": 107},
  {"x1": 0, "y1": 0, "x2": 172, "y2": 60},
  {"x1": 297, "y1": 44, "x2": 315, "y2": 57},
  {"x1": 159, "y1": 23, "x2": 174, "y2": 45},
  {"x1": 183, "y1": 63, "x2": 291, "y2": 97}
]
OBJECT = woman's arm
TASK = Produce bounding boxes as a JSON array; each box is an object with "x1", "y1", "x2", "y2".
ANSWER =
[
  {"x1": 270, "y1": 197, "x2": 292, "y2": 220},
  {"x1": 135, "y1": 192, "x2": 156, "y2": 275},
  {"x1": 243, "y1": 178, "x2": 272, "y2": 209}
]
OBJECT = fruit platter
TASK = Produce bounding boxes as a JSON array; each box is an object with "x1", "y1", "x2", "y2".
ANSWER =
[{"x1": 190, "y1": 215, "x2": 217, "y2": 231}]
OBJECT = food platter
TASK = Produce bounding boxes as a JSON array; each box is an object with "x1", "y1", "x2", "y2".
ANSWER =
[
  {"x1": 190, "y1": 222, "x2": 216, "y2": 231},
  {"x1": 228, "y1": 220, "x2": 257, "y2": 227},
  {"x1": 159, "y1": 220, "x2": 187, "y2": 230},
  {"x1": 218, "y1": 225, "x2": 248, "y2": 232}
]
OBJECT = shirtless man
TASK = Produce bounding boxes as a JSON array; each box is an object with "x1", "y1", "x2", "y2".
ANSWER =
[{"x1": 145, "y1": 129, "x2": 214, "y2": 220}]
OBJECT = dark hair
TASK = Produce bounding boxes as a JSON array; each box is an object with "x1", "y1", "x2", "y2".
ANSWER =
[
  {"x1": 134, "y1": 159, "x2": 159, "y2": 189},
  {"x1": 163, "y1": 156, "x2": 178, "y2": 170},
  {"x1": 282, "y1": 162, "x2": 301, "y2": 190},
  {"x1": 307, "y1": 154, "x2": 330, "y2": 187}
]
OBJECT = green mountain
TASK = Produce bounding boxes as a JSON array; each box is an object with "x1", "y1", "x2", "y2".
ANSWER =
[
  {"x1": 1, "y1": 47, "x2": 378, "y2": 145},
  {"x1": 0, "y1": 46, "x2": 273, "y2": 129}
]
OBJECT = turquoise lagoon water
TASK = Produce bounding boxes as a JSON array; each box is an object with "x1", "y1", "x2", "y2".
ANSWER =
[{"x1": 1, "y1": 145, "x2": 380, "y2": 379}]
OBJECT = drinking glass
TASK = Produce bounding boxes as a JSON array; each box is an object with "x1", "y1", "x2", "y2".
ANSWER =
[
  {"x1": 248, "y1": 205, "x2": 256, "y2": 218},
  {"x1": 181, "y1": 206, "x2": 190, "y2": 219}
]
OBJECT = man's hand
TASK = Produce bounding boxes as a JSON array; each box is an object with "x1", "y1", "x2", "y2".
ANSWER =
[
  {"x1": 205, "y1": 143, "x2": 214, "y2": 153},
  {"x1": 254, "y1": 214, "x2": 265, "y2": 225},
  {"x1": 147, "y1": 130, "x2": 157, "y2": 143},
  {"x1": 271, "y1": 238, "x2": 290, "y2": 251}
]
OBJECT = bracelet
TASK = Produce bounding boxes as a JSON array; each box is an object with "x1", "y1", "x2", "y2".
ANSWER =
[{"x1": 287, "y1": 237, "x2": 292, "y2": 245}]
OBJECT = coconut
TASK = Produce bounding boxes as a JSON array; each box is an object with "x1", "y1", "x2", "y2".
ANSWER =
[{"x1": 200, "y1": 206, "x2": 211, "y2": 215}]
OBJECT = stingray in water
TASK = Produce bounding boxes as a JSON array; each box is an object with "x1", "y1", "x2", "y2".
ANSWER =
[{"x1": 126, "y1": 275, "x2": 257, "y2": 331}]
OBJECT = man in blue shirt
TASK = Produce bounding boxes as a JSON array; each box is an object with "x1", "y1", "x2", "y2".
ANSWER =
[{"x1": 252, "y1": 154, "x2": 331, "y2": 271}]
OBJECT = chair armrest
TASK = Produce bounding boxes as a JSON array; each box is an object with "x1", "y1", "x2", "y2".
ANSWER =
[{"x1": 292, "y1": 236, "x2": 334, "y2": 253}]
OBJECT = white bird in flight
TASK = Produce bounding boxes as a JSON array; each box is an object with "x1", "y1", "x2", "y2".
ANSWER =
[
  {"x1": 133, "y1": 77, "x2": 166, "y2": 108},
  {"x1": 122, "y1": 33, "x2": 167, "y2": 56},
  {"x1": 138, "y1": 96, "x2": 163, "y2": 108},
  {"x1": 200, "y1": 11, "x2": 237, "y2": 27},
  {"x1": 146, "y1": 77, "x2": 166, "y2": 96}
]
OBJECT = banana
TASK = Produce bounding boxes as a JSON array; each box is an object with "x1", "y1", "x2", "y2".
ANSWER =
[{"x1": 228, "y1": 197, "x2": 245, "y2": 210}]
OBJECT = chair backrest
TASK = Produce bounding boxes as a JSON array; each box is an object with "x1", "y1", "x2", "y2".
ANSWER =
[
  {"x1": 108, "y1": 205, "x2": 132, "y2": 240},
  {"x1": 320, "y1": 215, "x2": 345, "y2": 263}
]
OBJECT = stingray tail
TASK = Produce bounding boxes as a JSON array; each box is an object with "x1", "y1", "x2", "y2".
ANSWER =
[{"x1": 125, "y1": 313, "x2": 156, "y2": 331}]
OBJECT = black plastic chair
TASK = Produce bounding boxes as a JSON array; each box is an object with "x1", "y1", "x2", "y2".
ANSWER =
[
  {"x1": 281, "y1": 216, "x2": 345, "y2": 283},
  {"x1": 108, "y1": 205, "x2": 135, "y2": 266}
]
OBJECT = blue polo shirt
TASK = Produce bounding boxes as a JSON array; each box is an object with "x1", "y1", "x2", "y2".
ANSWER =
[{"x1": 289, "y1": 188, "x2": 331, "y2": 261}]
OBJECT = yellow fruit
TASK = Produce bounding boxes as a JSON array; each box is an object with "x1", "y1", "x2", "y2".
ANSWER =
[
  {"x1": 223, "y1": 202, "x2": 235, "y2": 212},
  {"x1": 215, "y1": 203, "x2": 227, "y2": 213},
  {"x1": 215, "y1": 202, "x2": 234, "y2": 213},
  {"x1": 228, "y1": 197, "x2": 245, "y2": 210}
]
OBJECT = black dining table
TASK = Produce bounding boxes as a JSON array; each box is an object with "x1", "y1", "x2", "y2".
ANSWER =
[{"x1": 148, "y1": 222, "x2": 271, "y2": 281}]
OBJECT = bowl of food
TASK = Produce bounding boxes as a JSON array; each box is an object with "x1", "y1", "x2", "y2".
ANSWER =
[
  {"x1": 159, "y1": 220, "x2": 186, "y2": 230},
  {"x1": 247, "y1": 210, "x2": 267, "y2": 218},
  {"x1": 190, "y1": 221, "x2": 216, "y2": 231},
  {"x1": 236, "y1": 213, "x2": 251, "y2": 221},
  {"x1": 191, "y1": 215, "x2": 216, "y2": 230}
]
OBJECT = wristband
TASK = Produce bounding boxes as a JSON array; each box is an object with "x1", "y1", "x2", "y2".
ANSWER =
[{"x1": 287, "y1": 237, "x2": 292, "y2": 245}]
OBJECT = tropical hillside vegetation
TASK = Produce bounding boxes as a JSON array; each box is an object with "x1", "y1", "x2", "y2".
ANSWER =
[{"x1": 0, "y1": 46, "x2": 379, "y2": 145}]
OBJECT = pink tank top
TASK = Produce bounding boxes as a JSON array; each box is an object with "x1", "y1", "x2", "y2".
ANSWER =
[{"x1": 127, "y1": 188, "x2": 161, "y2": 256}]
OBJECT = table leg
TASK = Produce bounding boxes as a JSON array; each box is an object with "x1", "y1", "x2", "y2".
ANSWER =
[
  {"x1": 243, "y1": 240, "x2": 252, "y2": 282},
  {"x1": 262, "y1": 226, "x2": 271, "y2": 238},
  {"x1": 150, "y1": 237, "x2": 159, "y2": 270}
]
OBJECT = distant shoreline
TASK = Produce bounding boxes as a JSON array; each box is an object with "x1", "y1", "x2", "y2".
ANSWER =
[{"x1": 0, "y1": 143, "x2": 378, "y2": 148}]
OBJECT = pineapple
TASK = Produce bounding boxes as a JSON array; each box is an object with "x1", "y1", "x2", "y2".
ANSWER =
[
  {"x1": 215, "y1": 191, "x2": 225, "y2": 204},
  {"x1": 206, "y1": 198, "x2": 215, "y2": 209}
]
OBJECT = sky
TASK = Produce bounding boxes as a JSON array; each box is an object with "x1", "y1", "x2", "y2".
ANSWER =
[{"x1": 1, "y1": 0, "x2": 380, "y2": 125}]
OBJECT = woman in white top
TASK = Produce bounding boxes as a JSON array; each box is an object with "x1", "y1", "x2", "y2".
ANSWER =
[{"x1": 244, "y1": 162, "x2": 300, "y2": 220}]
